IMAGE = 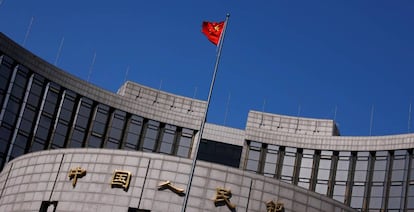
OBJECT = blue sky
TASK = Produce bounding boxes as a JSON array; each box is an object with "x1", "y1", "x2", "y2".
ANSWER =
[{"x1": 1, "y1": 1, "x2": 414, "y2": 136}]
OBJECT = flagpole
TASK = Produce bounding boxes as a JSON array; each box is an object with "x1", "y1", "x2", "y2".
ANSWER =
[{"x1": 181, "y1": 13, "x2": 230, "y2": 212}]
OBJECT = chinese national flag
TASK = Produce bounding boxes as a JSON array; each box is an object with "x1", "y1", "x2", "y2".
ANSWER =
[{"x1": 202, "y1": 21, "x2": 225, "y2": 45}]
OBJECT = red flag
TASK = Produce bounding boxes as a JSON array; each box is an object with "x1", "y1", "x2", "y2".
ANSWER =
[{"x1": 202, "y1": 21, "x2": 225, "y2": 45}]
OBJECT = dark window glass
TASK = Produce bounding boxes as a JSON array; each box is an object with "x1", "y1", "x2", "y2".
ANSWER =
[
  {"x1": 14, "y1": 68, "x2": 29, "y2": 88},
  {"x1": 159, "y1": 124, "x2": 176, "y2": 154},
  {"x1": 10, "y1": 145, "x2": 24, "y2": 159},
  {"x1": 76, "y1": 115, "x2": 89, "y2": 127},
  {"x1": 141, "y1": 120, "x2": 160, "y2": 152},
  {"x1": 9, "y1": 133, "x2": 28, "y2": 159},
  {"x1": 38, "y1": 115, "x2": 52, "y2": 128},
  {"x1": 70, "y1": 129, "x2": 84, "y2": 148},
  {"x1": 176, "y1": 128, "x2": 193, "y2": 157},
  {"x1": 92, "y1": 122, "x2": 105, "y2": 135},
  {"x1": 91, "y1": 104, "x2": 109, "y2": 136},
  {"x1": 0, "y1": 74, "x2": 9, "y2": 105},
  {"x1": 43, "y1": 99, "x2": 58, "y2": 115},
  {"x1": 111, "y1": 111, "x2": 125, "y2": 127},
  {"x1": 26, "y1": 79, "x2": 43, "y2": 108},
  {"x1": 124, "y1": 115, "x2": 143, "y2": 150},
  {"x1": 51, "y1": 123, "x2": 68, "y2": 148},
  {"x1": 2, "y1": 97, "x2": 21, "y2": 127},
  {"x1": 0, "y1": 127, "x2": 12, "y2": 152},
  {"x1": 129, "y1": 118, "x2": 143, "y2": 132},
  {"x1": 10, "y1": 67, "x2": 29, "y2": 99},
  {"x1": 159, "y1": 141, "x2": 172, "y2": 153},
  {"x1": 14, "y1": 133, "x2": 28, "y2": 149},
  {"x1": 0, "y1": 139, "x2": 9, "y2": 153},
  {"x1": 197, "y1": 139, "x2": 242, "y2": 168},
  {"x1": 0, "y1": 55, "x2": 14, "y2": 108},
  {"x1": 69, "y1": 98, "x2": 93, "y2": 147},
  {"x1": 125, "y1": 134, "x2": 139, "y2": 150},
  {"x1": 95, "y1": 112, "x2": 106, "y2": 123},
  {"x1": 30, "y1": 141, "x2": 45, "y2": 152},
  {"x1": 59, "y1": 107, "x2": 73, "y2": 122},
  {"x1": 106, "y1": 110, "x2": 126, "y2": 149},
  {"x1": 106, "y1": 138, "x2": 119, "y2": 149},
  {"x1": 78, "y1": 104, "x2": 92, "y2": 117},
  {"x1": 19, "y1": 119, "x2": 33, "y2": 134},
  {"x1": 108, "y1": 128, "x2": 122, "y2": 142},
  {"x1": 22, "y1": 106, "x2": 36, "y2": 122},
  {"x1": 33, "y1": 125, "x2": 49, "y2": 143},
  {"x1": 89, "y1": 136, "x2": 102, "y2": 148},
  {"x1": 10, "y1": 83, "x2": 25, "y2": 99},
  {"x1": 88, "y1": 104, "x2": 109, "y2": 148},
  {"x1": 51, "y1": 133, "x2": 65, "y2": 149}
]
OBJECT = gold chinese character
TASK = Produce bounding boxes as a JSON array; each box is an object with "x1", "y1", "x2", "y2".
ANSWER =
[
  {"x1": 266, "y1": 200, "x2": 276, "y2": 212},
  {"x1": 276, "y1": 202, "x2": 284, "y2": 212},
  {"x1": 266, "y1": 200, "x2": 284, "y2": 212},
  {"x1": 111, "y1": 170, "x2": 131, "y2": 191},
  {"x1": 214, "y1": 187, "x2": 236, "y2": 210},
  {"x1": 158, "y1": 180, "x2": 185, "y2": 196},
  {"x1": 68, "y1": 167, "x2": 86, "y2": 188}
]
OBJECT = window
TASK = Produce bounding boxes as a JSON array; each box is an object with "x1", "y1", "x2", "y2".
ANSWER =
[
  {"x1": 141, "y1": 120, "x2": 160, "y2": 152},
  {"x1": 263, "y1": 144, "x2": 279, "y2": 177},
  {"x1": 298, "y1": 149, "x2": 314, "y2": 189},
  {"x1": 0, "y1": 55, "x2": 14, "y2": 107},
  {"x1": 176, "y1": 128, "x2": 193, "y2": 157},
  {"x1": 69, "y1": 98, "x2": 93, "y2": 148},
  {"x1": 0, "y1": 126, "x2": 12, "y2": 156},
  {"x1": 350, "y1": 152, "x2": 369, "y2": 210},
  {"x1": 9, "y1": 133, "x2": 28, "y2": 159},
  {"x1": 369, "y1": 151, "x2": 388, "y2": 210},
  {"x1": 88, "y1": 104, "x2": 110, "y2": 148},
  {"x1": 30, "y1": 83, "x2": 60, "y2": 152},
  {"x1": 26, "y1": 75, "x2": 45, "y2": 108},
  {"x1": 407, "y1": 151, "x2": 414, "y2": 210},
  {"x1": 245, "y1": 141, "x2": 262, "y2": 173},
  {"x1": 106, "y1": 110, "x2": 126, "y2": 149},
  {"x1": 2, "y1": 97, "x2": 21, "y2": 128},
  {"x1": 1, "y1": 65, "x2": 30, "y2": 133},
  {"x1": 159, "y1": 124, "x2": 176, "y2": 154},
  {"x1": 198, "y1": 139, "x2": 242, "y2": 168},
  {"x1": 388, "y1": 150, "x2": 408, "y2": 210},
  {"x1": 10, "y1": 66, "x2": 29, "y2": 99},
  {"x1": 50, "y1": 90, "x2": 76, "y2": 149},
  {"x1": 281, "y1": 147, "x2": 297, "y2": 184},
  {"x1": 316, "y1": 151, "x2": 333, "y2": 195},
  {"x1": 124, "y1": 115, "x2": 143, "y2": 150},
  {"x1": 333, "y1": 151, "x2": 351, "y2": 203}
]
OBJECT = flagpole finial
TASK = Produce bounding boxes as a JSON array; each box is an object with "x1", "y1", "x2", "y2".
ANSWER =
[{"x1": 226, "y1": 13, "x2": 230, "y2": 17}]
